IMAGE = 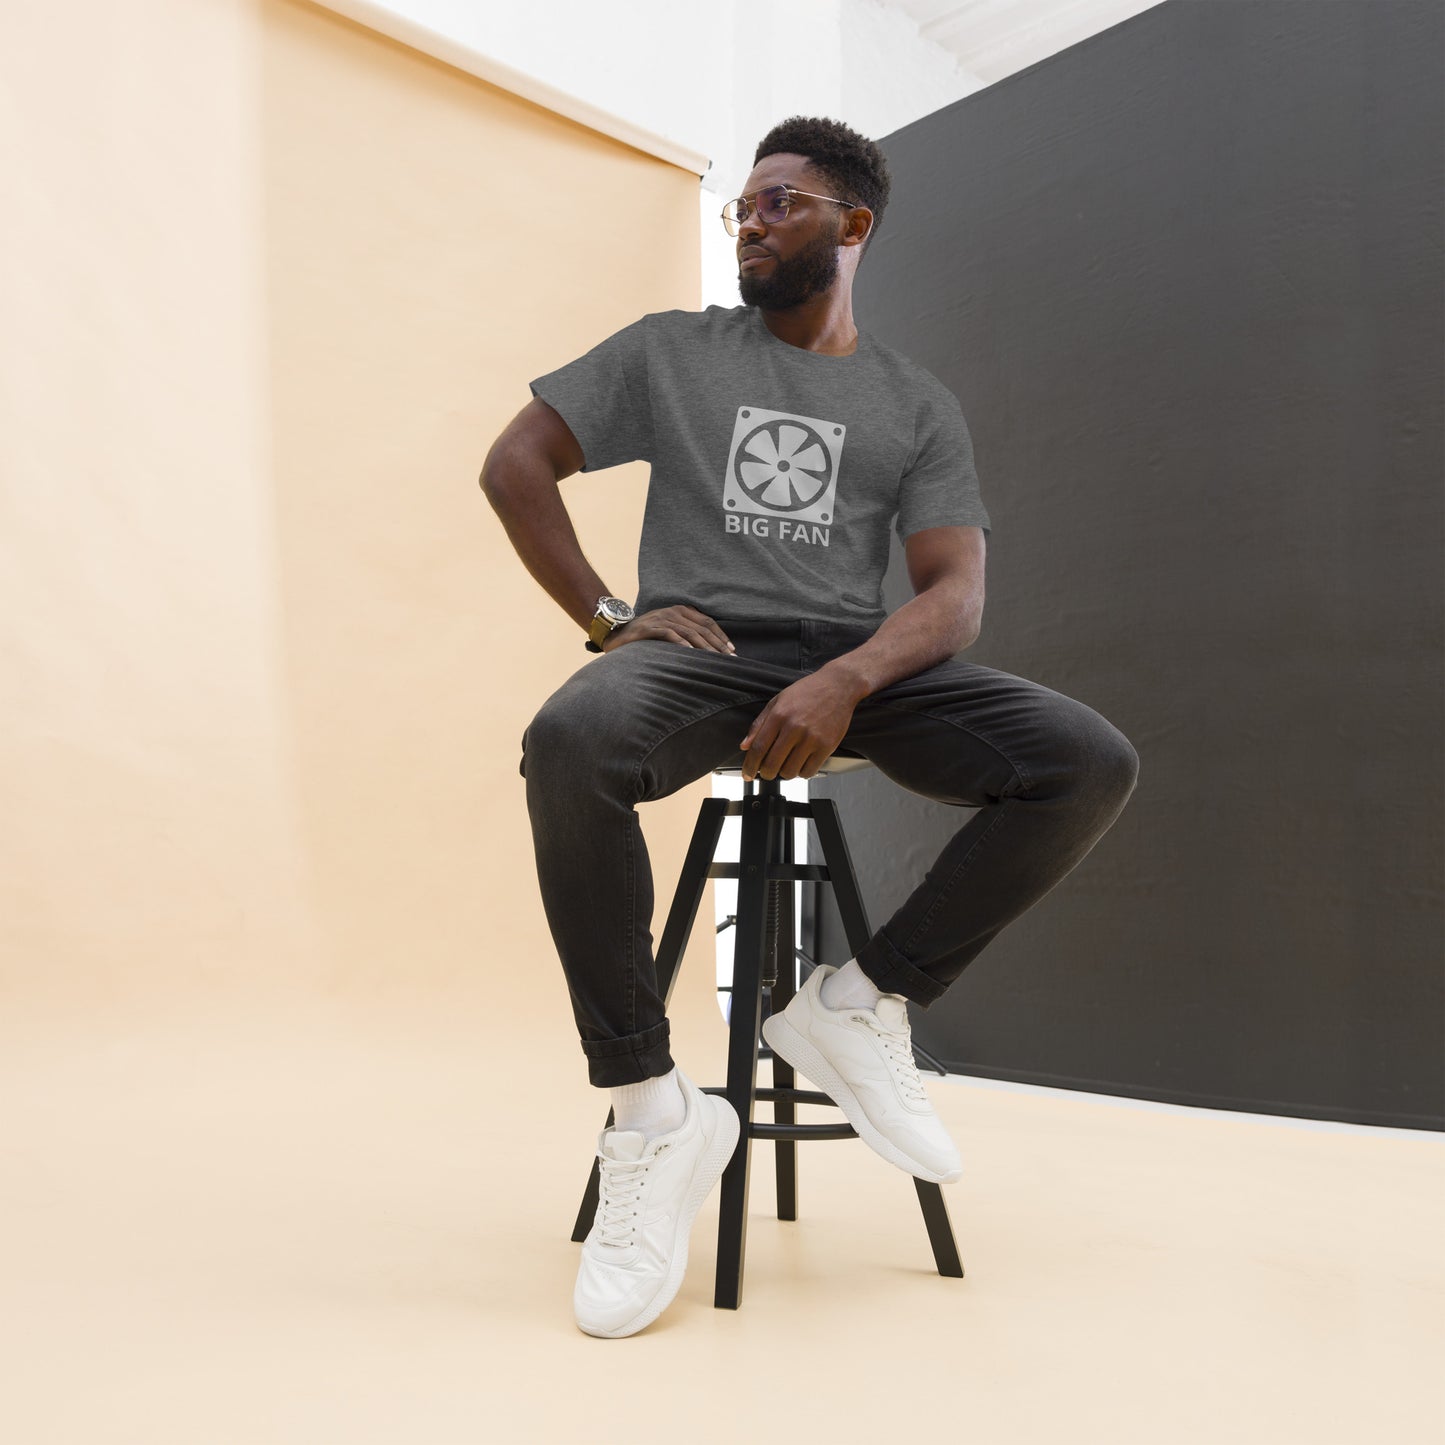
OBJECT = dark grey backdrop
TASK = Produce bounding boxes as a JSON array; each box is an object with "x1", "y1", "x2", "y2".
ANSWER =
[{"x1": 810, "y1": 0, "x2": 1444, "y2": 1129}]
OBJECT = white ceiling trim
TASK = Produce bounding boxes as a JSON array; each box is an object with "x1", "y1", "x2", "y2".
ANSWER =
[
  {"x1": 883, "y1": 0, "x2": 1168, "y2": 86},
  {"x1": 314, "y1": 0, "x2": 713, "y2": 176}
]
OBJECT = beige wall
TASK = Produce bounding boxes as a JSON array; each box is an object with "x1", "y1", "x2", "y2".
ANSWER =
[{"x1": 0, "y1": 0, "x2": 705, "y2": 1012}]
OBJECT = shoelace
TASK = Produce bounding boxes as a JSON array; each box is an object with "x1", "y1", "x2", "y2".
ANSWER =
[
  {"x1": 856, "y1": 1014, "x2": 930, "y2": 1107},
  {"x1": 594, "y1": 1145, "x2": 666, "y2": 1248}
]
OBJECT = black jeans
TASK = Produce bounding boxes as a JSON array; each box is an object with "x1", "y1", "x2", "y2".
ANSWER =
[{"x1": 521, "y1": 621, "x2": 1139, "y2": 1087}]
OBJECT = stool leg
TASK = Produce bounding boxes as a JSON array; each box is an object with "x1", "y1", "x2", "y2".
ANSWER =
[
  {"x1": 809, "y1": 795, "x2": 965, "y2": 1281},
  {"x1": 770, "y1": 816, "x2": 799, "y2": 1222},
  {"x1": 714, "y1": 785, "x2": 773, "y2": 1309},
  {"x1": 569, "y1": 1106, "x2": 612, "y2": 1244},
  {"x1": 658, "y1": 797, "x2": 732, "y2": 1008},
  {"x1": 570, "y1": 798, "x2": 729, "y2": 1245},
  {"x1": 807, "y1": 796, "x2": 872, "y2": 952},
  {"x1": 914, "y1": 1178, "x2": 965, "y2": 1277}
]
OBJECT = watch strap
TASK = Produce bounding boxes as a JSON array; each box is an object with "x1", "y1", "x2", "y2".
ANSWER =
[
  {"x1": 586, "y1": 596, "x2": 635, "y2": 653},
  {"x1": 586, "y1": 612, "x2": 614, "y2": 651}
]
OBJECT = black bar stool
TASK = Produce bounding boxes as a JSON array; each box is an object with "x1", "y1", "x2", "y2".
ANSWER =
[{"x1": 570, "y1": 757, "x2": 964, "y2": 1310}]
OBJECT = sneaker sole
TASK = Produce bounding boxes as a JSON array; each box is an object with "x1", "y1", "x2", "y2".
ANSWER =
[
  {"x1": 761, "y1": 1013, "x2": 961, "y2": 1185},
  {"x1": 578, "y1": 1093, "x2": 741, "y2": 1339}
]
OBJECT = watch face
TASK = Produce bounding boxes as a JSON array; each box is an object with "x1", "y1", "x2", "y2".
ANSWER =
[{"x1": 600, "y1": 598, "x2": 635, "y2": 624}]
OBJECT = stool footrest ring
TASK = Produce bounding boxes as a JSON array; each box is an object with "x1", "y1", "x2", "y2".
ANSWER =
[
  {"x1": 706, "y1": 863, "x2": 830, "y2": 882},
  {"x1": 702, "y1": 1085, "x2": 835, "y2": 1108},
  {"x1": 750, "y1": 1121, "x2": 859, "y2": 1142},
  {"x1": 700, "y1": 1085, "x2": 859, "y2": 1141}
]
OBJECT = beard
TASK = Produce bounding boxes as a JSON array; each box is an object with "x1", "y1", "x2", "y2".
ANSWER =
[{"x1": 738, "y1": 230, "x2": 840, "y2": 310}]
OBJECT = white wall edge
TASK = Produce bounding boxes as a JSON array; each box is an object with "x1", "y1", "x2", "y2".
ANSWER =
[{"x1": 314, "y1": 0, "x2": 713, "y2": 177}]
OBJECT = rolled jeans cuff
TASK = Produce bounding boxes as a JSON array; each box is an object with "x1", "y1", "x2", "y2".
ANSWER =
[
  {"x1": 855, "y1": 928, "x2": 948, "y2": 1006},
  {"x1": 580, "y1": 1019, "x2": 675, "y2": 1088}
]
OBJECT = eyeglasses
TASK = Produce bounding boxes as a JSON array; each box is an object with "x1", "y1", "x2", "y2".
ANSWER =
[{"x1": 720, "y1": 183, "x2": 857, "y2": 236}]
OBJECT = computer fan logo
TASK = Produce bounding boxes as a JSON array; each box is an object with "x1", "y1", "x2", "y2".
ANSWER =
[{"x1": 722, "y1": 407, "x2": 845, "y2": 527}]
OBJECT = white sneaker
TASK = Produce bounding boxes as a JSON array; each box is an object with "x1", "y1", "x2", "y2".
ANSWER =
[
  {"x1": 762, "y1": 965, "x2": 962, "y2": 1184},
  {"x1": 574, "y1": 1070, "x2": 739, "y2": 1338}
]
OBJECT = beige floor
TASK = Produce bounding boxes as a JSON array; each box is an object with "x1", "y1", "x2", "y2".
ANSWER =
[{"x1": 2, "y1": 982, "x2": 1441, "y2": 1445}]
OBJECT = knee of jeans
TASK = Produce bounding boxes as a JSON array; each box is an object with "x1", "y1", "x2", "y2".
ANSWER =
[
  {"x1": 520, "y1": 692, "x2": 585, "y2": 786},
  {"x1": 1081, "y1": 716, "x2": 1140, "y2": 811},
  {"x1": 1046, "y1": 705, "x2": 1140, "y2": 812},
  {"x1": 521, "y1": 688, "x2": 634, "y2": 799}
]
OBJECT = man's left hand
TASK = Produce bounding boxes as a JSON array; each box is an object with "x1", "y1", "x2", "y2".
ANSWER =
[{"x1": 739, "y1": 670, "x2": 862, "y2": 781}]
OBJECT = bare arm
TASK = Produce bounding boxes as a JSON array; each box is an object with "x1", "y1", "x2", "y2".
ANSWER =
[
  {"x1": 479, "y1": 398, "x2": 733, "y2": 652},
  {"x1": 818, "y1": 523, "x2": 986, "y2": 696},
  {"x1": 739, "y1": 525, "x2": 986, "y2": 779},
  {"x1": 479, "y1": 397, "x2": 605, "y2": 633}
]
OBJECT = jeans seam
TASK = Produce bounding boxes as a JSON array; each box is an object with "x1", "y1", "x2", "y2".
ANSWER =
[
  {"x1": 627, "y1": 692, "x2": 779, "y2": 800},
  {"x1": 618, "y1": 687, "x2": 779, "y2": 1042},
  {"x1": 860, "y1": 932, "x2": 945, "y2": 1002},
  {"x1": 863, "y1": 695, "x2": 1035, "y2": 796},
  {"x1": 901, "y1": 794, "x2": 1014, "y2": 955},
  {"x1": 624, "y1": 801, "x2": 636, "y2": 1037}
]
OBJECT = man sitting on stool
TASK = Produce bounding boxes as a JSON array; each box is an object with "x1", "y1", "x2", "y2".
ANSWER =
[{"x1": 480, "y1": 115, "x2": 1139, "y2": 1338}]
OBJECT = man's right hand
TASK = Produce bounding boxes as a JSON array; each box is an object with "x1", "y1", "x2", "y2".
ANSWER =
[
  {"x1": 481, "y1": 402, "x2": 735, "y2": 658},
  {"x1": 603, "y1": 606, "x2": 735, "y2": 655}
]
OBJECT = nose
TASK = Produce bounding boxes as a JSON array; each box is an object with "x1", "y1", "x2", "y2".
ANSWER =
[{"x1": 737, "y1": 205, "x2": 767, "y2": 243}]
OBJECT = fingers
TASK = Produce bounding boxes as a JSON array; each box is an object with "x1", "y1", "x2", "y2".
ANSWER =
[
  {"x1": 743, "y1": 737, "x2": 811, "y2": 782},
  {"x1": 740, "y1": 716, "x2": 833, "y2": 780},
  {"x1": 739, "y1": 706, "x2": 764, "y2": 752},
  {"x1": 740, "y1": 714, "x2": 811, "y2": 782},
  {"x1": 775, "y1": 741, "x2": 824, "y2": 781},
  {"x1": 738, "y1": 731, "x2": 766, "y2": 781},
  {"x1": 796, "y1": 750, "x2": 829, "y2": 781},
  {"x1": 675, "y1": 607, "x2": 734, "y2": 654},
  {"x1": 738, "y1": 676, "x2": 854, "y2": 780},
  {"x1": 739, "y1": 703, "x2": 771, "y2": 778},
  {"x1": 610, "y1": 607, "x2": 734, "y2": 654},
  {"x1": 651, "y1": 624, "x2": 724, "y2": 651},
  {"x1": 598, "y1": 604, "x2": 734, "y2": 656}
]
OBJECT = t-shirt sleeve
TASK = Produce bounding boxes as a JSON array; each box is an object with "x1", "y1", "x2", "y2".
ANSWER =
[
  {"x1": 895, "y1": 383, "x2": 992, "y2": 541},
  {"x1": 528, "y1": 315, "x2": 654, "y2": 473}
]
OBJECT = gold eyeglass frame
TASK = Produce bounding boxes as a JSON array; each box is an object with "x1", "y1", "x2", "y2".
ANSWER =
[{"x1": 721, "y1": 184, "x2": 858, "y2": 236}]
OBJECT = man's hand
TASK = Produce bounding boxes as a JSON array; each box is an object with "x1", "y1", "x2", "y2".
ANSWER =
[
  {"x1": 603, "y1": 606, "x2": 735, "y2": 655},
  {"x1": 739, "y1": 669, "x2": 864, "y2": 781}
]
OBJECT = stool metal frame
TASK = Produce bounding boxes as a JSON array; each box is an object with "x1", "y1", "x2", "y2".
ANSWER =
[{"x1": 570, "y1": 768, "x2": 964, "y2": 1309}]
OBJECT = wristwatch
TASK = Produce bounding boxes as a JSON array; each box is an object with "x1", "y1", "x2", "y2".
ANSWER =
[{"x1": 585, "y1": 596, "x2": 636, "y2": 653}]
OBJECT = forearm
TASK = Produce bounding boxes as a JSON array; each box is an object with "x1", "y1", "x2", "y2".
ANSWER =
[
  {"x1": 480, "y1": 447, "x2": 609, "y2": 633},
  {"x1": 818, "y1": 583, "x2": 981, "y2": 703}
]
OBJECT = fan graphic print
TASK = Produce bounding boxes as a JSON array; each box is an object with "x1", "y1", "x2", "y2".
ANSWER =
[
  {"x1": 721, "y1": 405, "x2": 845, "y2": 529},
  {"x1": 736, "y1": 419, "x2": 831, "y2": 512}
]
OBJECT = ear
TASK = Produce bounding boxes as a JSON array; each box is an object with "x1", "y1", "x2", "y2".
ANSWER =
[{"x1": 839, "y1": 205, "x2": 873, "y2": 249}]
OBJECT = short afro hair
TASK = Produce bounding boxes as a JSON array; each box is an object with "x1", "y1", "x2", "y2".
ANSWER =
[{"x1": 753, "y1": 115, "x2": 891, "y2": 255}]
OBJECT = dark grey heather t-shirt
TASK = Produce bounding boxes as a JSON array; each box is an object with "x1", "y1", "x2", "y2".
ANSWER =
[{"x1": 529, "y1": 305, "x2": 990, "y2": 626}]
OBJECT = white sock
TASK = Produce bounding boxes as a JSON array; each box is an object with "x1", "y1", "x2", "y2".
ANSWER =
[
  {"x1": 820, "y1": 958, "x2": 888, "y2": 1011},
  {"x1": 610, "y1": 1068, "x2": 686, "y2": 1139}
]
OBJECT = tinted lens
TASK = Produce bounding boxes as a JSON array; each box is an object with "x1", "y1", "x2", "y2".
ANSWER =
[
  {"x1": 756, "y1": 185, "x2": 791, "y2": 223},
  {"x1": 724, "y1": 186, "x2": 792, "y2": 233}
]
